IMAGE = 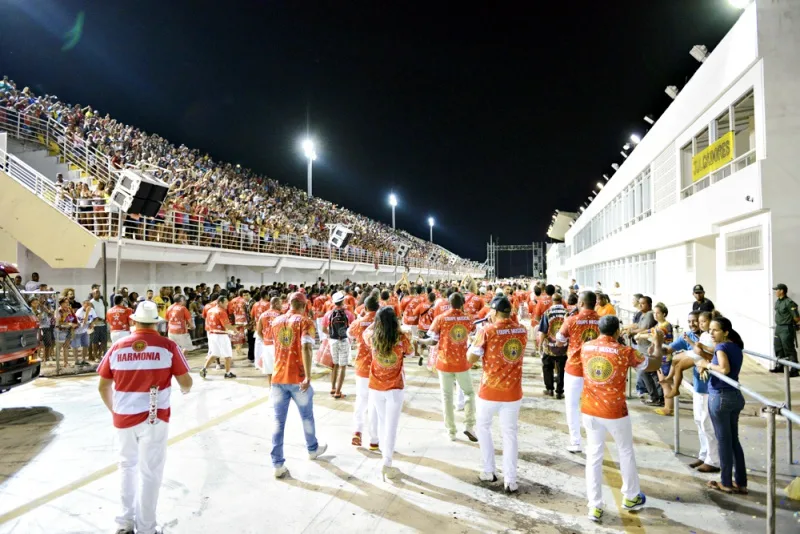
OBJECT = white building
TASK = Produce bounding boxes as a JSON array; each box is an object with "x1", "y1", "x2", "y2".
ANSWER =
[{"x1": 561, "y1": 1, "x2": 800, "y2": 358}]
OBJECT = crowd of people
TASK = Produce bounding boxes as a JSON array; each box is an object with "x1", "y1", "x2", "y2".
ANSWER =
[
  {"x1": 1, "y1": 76, "x2": 475, "y2": 270},
  {"x1": 43, "y1": 268, "x2": 784, "y2": 532}
]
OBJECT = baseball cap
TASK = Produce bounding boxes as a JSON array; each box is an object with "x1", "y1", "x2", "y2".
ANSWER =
[
  {"x1": 130, "y1": 301, "x2": 161, "y2": 323},
  {"x1": 693, "y1": 284, "x2": 705, "y2": 293},
  {"x1": 491, "y1": 296, "x2": 512, "y2": 314},
  {"x1": 773, "y1": 283, "x2": 788, "y2": 291},
  {"x1": 332, "y1": 291, "x2": 345, "y2": 304},
  {"x1": 288, "y1": 292, "x2": 307, "y2": 305}
]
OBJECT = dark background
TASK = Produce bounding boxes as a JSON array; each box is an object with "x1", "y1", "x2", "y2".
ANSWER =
[{"x1": 0, "y1": 0, "x2": 742, "y2": 276}]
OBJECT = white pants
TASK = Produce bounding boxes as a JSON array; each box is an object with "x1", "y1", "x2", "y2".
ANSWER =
[
  {"x1": 369, "y1": 388, "x2": 404, "y2": 466},
  {"x1": 693, "y1": 391, "x2": 720, "y2": 467},
  {"x1": 254, "y1": 338, "x2": 264, "y2": 370},
  {"x1": 354, "y1": 376, "x2": 379, "y2": 444},
  {"x1": 476, "y1": 398, "x2": 521, "y2": 484},
  {"x1": 564, "y1": 373, "x2": 584, "y2": 447},
  {"x1": 261, "y1": 344, "x2": 275, "y2": 375},
  {"x1": 207, "y1": 333, "x2": 232, "y2": 359},
  {"x1": 583, "y1": 414, "x2": 640, "y2": 510},
  {"x1": 456, "y1": 382, "x2": 466, "y2": 410},
  {"x1": 110, "y1": 330, "x2": 131, "y2": 343},
  {"x1": 168, "y1": 332, "x2": 194, "y2": 351},
  {"x1": 316, "y1": 319, "x2": 325, "y2": 340},
  {"x1": 116, "y1": 420, "x2": 169, "y2": 534}
]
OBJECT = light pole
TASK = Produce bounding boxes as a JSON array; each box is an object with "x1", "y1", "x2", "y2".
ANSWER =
[
  {"x1": 302, "y1": 138, "x2": 317, "y2": 198},
  {"x1": 428, "y1": 217, "x2": 434, "y2": 243},
  {"x1": 389, "y1": 193, "x2": 397, "y2": 230}
]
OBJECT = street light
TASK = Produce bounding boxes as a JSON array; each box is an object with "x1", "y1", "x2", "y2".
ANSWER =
[
  {"x1": 428, "y1": 217, "x2": 434, "y2": 242},
  {"x1": 596, "y1": 181, "x2": 604, "y2": 190},
  {"x1": 302, "y1": 138, "x2": 317, "y2": 198},
  {"x1": 389, "y1": 193, "x2": 398, "y2": 230},
  {"x1": 630, "y1": 133, "x2": 641, "y2": 145},
  {"x1": 729, "y1": 0, "x2": 752, "y2": 7}
]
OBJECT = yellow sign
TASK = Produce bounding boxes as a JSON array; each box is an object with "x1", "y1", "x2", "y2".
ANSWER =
[{"x1": 692, "y1": 131, "x2": 734, "y2": 182}]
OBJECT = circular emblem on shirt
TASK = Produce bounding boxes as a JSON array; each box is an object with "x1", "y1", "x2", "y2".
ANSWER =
[
  {"x1": 132, "y1": 340, "x2": 147, "y2": 352},
  {"x1": 548, "y1": 318, "x2": 563, "y2": 336},
  {"x1": 581, "y1": 328, "x2": 599, "y2": 343},
  {"x1": 449, "y1": 324, "x2": 468, "y2": 343},
  {"x1": 587, "y1": 356, "x2": 614, "y2": 383},
  {"x1": 375, "y1": 350, "x2": 397, "y2": 368},
  {"x1": 502, "y1": 338, "x2": 523, "y2": 362},
  {"x1": 278, "y1": 326, "x2": 294, "y2": 348}
]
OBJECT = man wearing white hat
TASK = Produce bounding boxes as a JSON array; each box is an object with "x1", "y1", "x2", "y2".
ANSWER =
[{"x1": 97, "y1": 300, "x2": 193, "y2": 534}]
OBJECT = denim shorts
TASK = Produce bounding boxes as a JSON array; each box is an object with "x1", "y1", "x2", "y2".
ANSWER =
[{"x1": 71, "y1": 332, "x2": 90, "y2": 349}]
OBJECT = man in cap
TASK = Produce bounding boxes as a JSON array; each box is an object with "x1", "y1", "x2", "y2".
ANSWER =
[
  {"x1": 270, "y1": 292, "x2": 327, "y2": 478},
  {"x1": 323, "y1": 291, "x2": 356, "y2": 398},
  {"x1": 691, "y1": 285, "x2": 714, "y2": 313},
  {"x1": 772, "y1": 283, "x2": 800, "y2": 376},
  {"x1": 97, "y1": 301, "x2": 192, "y2": 534}
]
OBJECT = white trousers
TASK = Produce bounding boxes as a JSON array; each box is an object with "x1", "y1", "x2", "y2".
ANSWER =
[
  {"x1": 168, "y1": 332, "x2": 194, "y2": 351},
  {"x1": 110, "y1": 330, "x2": 131, "y2": 343},
  {"x1": 316, "y1": 319, "x2": 325, "y2": 340},
  {"x1": 369, "y1": 388, "x2": 404, "y2": 466},
  {"x1": 476, "y1": 398, "x2": 521, "y2": 484},
  {"x1": 564, "y1": 373, "x2": 584, "y2": 447},
  {"x1": 583, "y1": 414, "x2": 640, "y2": 510},
  {"x1": 261, "y1": 344, "x2": 275, "y2": 375},
  {"x1": 455, "y1": 381, "x2": 466, "y2": 410},
  {"x1": 692, "y1": 391, "x2": 720, "y2": 467},
  {"x1": 354, "y1": 376, "x2": 379, "y2": 444},
  {"x1": 116, "y1": 420, "x2": 169, "y2": 534}
]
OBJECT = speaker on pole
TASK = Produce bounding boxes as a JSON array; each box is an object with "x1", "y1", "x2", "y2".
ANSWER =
[
  {"x1": 329, "y1": 224, "x2": 353, "y2": 249},
  {"x1": 395, "y1": 242, "x2": 410, "y2": 259},
  {"x1": 110, "y1": 169, "x2": 170, "y2": 217}
]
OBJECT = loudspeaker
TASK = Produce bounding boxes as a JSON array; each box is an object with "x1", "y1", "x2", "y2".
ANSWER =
[
  {"x1": 110, "y1": 169, "x2": 170, "y2": 217},
  {"x1": 396, "y1": 243, "x2": 410, "y2": 259},
  {"x1": 329, "y1": 224, "x2": 353, "y2": 249}
]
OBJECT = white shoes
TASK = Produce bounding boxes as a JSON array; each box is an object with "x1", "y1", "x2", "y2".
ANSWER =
[
  {"x1": 479, "y1": 471, "x2": 498, "y2": 483},
  {"x1": 309, "y1": 443, "x2": 328, "y2": 460},
  {"x1": 273, "y1": 465, "x2": 288, "y2": 479},
  {"x1": 504, "y1": 481, "x2": 519, "y2": 494},
  {"x1": 566, "y1": 444, "x2": 583, "y2": 454}
]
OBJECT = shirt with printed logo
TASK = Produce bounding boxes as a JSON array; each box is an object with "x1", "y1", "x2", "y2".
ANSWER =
[
  {"x1": 271, "y1": 312, "x2": 316, "y2": 384},
  {"x1": 347, "y1": 311, "x2": 376, "y2": 378},
  {"x1": 257, "y1": 309, "x2": 282, "y2": 345},
  {"x1": 205, "y1": 306, "x2": 231, "y2": 334},
  {"x1": 429, "y1": 308, "x2": 473, "y2": 373},
  {"x1": 107, "y1": 305, "x2": 133, "y2": 332},
  {"x1": 580, "y1": 335, "x2": 647, "y2": 419},
  {"x1": 558, "y1": 309, "x2": 600, "y2": 377},
  {"x1": 469, "y1": 318, "x2": 528, "y2": 402},
  {"x1": 363, "y1": 326, "x2": 412, "y2": 391},
  {"x1": 166, "y1": 304, "x2": 192, "y2": 335},
  {"x1": 228, "y1": 296, "x2": 248, "y2": 325}
]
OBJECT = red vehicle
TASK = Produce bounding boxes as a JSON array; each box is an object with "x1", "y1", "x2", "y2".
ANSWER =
[{"x1": 0, "y1": 262, "x2": 41, "y2": 393}]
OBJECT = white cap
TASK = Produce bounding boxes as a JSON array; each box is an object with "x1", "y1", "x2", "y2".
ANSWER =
[
  {"x1": 495, "y1": 288, "x2": 504, "y2": 296},
  {"x1": 332, "y1": 291, "x2": 345, "y2": 304},
  {"x1": 130, "y1": 301, "x2": 161, "y2": 323}
]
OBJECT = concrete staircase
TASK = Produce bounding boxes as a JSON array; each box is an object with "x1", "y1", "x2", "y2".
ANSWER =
[{"x1": 6, "y1": 137, "x2": 84, "y2": 185}]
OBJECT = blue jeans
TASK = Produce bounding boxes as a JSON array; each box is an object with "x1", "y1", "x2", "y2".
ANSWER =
[
  {"x1": 271, "y1": 384, "x2": 319, "y2": 467},
  {"x1": 709, "y1": 388, "x2": 747, "y2": 488}
]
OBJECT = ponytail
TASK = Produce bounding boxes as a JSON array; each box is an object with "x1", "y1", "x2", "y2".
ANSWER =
[{"x1": 712, "y1": 316, "x2": 744, "y2": 349}]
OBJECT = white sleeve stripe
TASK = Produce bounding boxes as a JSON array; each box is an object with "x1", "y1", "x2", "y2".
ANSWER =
[
  {"x1": 468, "y1": 346, "x2": 484, "y2": 357},
  {"x1": 302, "y1": 335, "x2": 315, "y2": 344},
  {"x1": 556, "y1": 332, "x2": 567, "y2": 343}
]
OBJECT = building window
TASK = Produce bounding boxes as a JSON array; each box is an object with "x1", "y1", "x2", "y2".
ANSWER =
[
  {"x1": 733, "y1": 91, "x2": 755, "y2": 158},
  {"x1": 725, "y1": 226, "x2": 762, "y2": 271},
  {"x1": 686, "y1": 242, "x2": 694, "y2": 271}
]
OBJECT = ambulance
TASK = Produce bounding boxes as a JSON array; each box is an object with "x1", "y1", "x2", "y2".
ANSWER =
[{"x1": 0, "y1": 262, "x2": 41, "y2": 393}]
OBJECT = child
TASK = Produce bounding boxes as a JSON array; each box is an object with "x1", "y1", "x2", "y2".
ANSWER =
[
  {"x1": 663, "y1": 311, "x2": 717, "y2": 398},
  {"x1": 640, "y1": 303, "x2": 673, "y2": 415}
]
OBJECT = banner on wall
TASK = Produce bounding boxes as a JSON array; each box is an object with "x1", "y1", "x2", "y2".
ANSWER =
[{"x1": 692, "y1": 131, "x2": 734, "y2": 182}]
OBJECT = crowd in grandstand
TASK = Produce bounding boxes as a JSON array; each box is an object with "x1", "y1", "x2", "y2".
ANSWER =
[{"x1": 0, "y1": 76, "x2": 470, "y2": 267}]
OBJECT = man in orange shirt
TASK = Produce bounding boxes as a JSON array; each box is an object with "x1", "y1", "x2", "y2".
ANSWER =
[
  {"x1": 227, "y1": 289, "x2": 250, "y2": 357},
  {"x1": 468, "y1": 296, "x2": 528, "y2": 493},
  {"x1": 581, "y1": 315, "x2": 655, "y2": 522},
  {"x1": 270, "y1": 292, "x2": 327, "y2": 478},
  {"x1": 250, "y1": 291, "x2": 270, "y2": 371},
  {"x1": 414, "y1": 291, "x2": 437, "y2": 366},
  {"x1": 426, "y1": 293, "x2": 477, "y2": 442},
  {"x1": 107, "y1": 295, "x2": 133, "y2": 343},
  {"x1": 401, "y1": 285, "x2": 424, "y2": 358},
  {"x1": 166, "y1": 295, "x2": 194, "y2": 350},
  {"x1": 343, "y1": 286, "x2": 357, "y2": 314},
  {"x1": 557, "y1": 291, "x2": 600, "y2": 453},
  {"x1": 255, "y1": 297, "x2": 282, "y2": 382},
  {"x1": 200, "y1": 296, "x2": 237, "y2": 379},
  {"x1": 347, "y1": 295, "x2": 379, "y2": 450}
]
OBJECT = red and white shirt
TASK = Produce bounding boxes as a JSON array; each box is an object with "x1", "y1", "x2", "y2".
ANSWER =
[
  {"x1": 107, "y1": 305, "x2": 132, "y2": 332},
  {"x1": 205, "y1": 306, "x2": 231, "y2": 334},
  {"x1": 166, "y1": 304, "x2": 192, "y2": 335},
  {"x1": 97, "y1": 332, "x2": 190, "y2": 429},
  {"x1": 257, "y1": 309, "x2": 282, "y2": 346}
]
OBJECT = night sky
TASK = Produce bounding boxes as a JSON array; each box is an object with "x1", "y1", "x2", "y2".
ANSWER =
[{"x1": 0, "y1": 0, "x2": 743, "y2": 276}]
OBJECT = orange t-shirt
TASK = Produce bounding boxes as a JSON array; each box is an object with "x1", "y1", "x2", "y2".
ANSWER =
[
  {"x1": 464, "y1": 293, "x2": 484, "y2": 319},
  {"x1": 202, "y1": 300, "x2": 216, "y2": 319},
  {"x1": 166, "y1": 304, "x2": 192, "y2": 335},
  {"x1": 558, "y1": 309, "x2": 600, "y2": 377},
  {"x1": 596, "y1": 303, "x2": 616, "y2": 317},
  {"x1": 355, "y1": 304, "x2": 365, "y2": 317},
  {"x1": 401, "y1": 295, "x2": 423, "y2": 325},
  {"x1": 343, "y1": 295, "x2": 357, "y2": 314},
  {"x1": 379, "y1": 299, "x2": 401, "y2": 316},
  {"x1": 580, "y1": 335, "x2": 646, "y2": 419},
  {"x1": 250, "y1": 300, "x2": 269, "y2": 322},
  {"x1": 313, "y1": 296, "x2": 328, "y2": 319},
  {"x1": 429, "y1": 308, "x2": 473, "y2": 373},
  {"x1": 258, "y1": 309, "x2": 282, "y2": 345},
  {"x1": 363, "y1": 326, "x2": 412, "y2": 391},
  {"x1": 415, "y1": 301, "x2": 436, "y2": 331},
  {"x1": 271, "y1": 311, "x2": 316, "y2": 384},
  {"x1": 205, "y1": 306, "x2": 231, "y2": 334},
  {"x1": 228, "y1": 297, "x2": 248, "y2": 325},
  {"x1": 532, "y1": 295, "x2": 553, "y2": 321},
  {"x1": 107, "y1": 305, "x2": 132, "y2": 332},
  {"x1": 471, "y1": 318, "x2": 528, "y2": 402},
  {"x1": 476, "y1": 306, "x2": 491, "y2": 320},
  {"x1": 432, "y1": 297, "x2": 451, "y2": 318},
  {"x1": 347, "y1": 311, "x2": 376, "y2": 378}
]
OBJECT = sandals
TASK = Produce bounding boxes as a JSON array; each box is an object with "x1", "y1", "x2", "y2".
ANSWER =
[
  {"x1": 351, "y1": 432, "x2": 362, "y2": 446},
  {"x1": 330, "y1": 389, "x2": 336, "y2": 396},
  {"x1": 707, "y1": 481, "x2": 735, "y2": 494},
  {"x1": 732, "y1": 483, "x2": 749, "y2": 495},
  {"x1": 333, "y1": 393, "x2": 347, "y2": 399},
  {"x1": 654, "y1": 408, "x2": 673, "y2": 416}
]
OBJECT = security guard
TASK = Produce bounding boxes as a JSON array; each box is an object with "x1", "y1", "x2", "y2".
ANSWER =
[{"x1": 772, "y1": 283, "x2": 800, "y2": 377}]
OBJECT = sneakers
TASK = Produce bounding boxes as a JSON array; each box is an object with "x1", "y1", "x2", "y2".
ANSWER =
[
  {"x1": 587, "y1": 507, "x2": 603, "y2": 523},
  {"x1": 463, "y1": 428, "x2": 478, "y2": 442},
  {"x1": 504, "y1": 481, "x2": 519, "y2": 494},
  {"x1": 199, "y1": 368, "x2": 207, "y2": 379},
  {"x1": 622, "y1": 492, "x2": 646, "y2": 511},
  {"x1": 448, "y1": 433, "x2": 457, "y2": 442},
  {"x1": 455, "y1": 405, "x2": 465, "y2": 412},
  {"x1": 274, "y1": 465, "x2": 289, "y2": 479},
  {"x1": 543, "y1": 389, "x2": 554, "y2": 397},
  {"x1": 418, "y1": 356, "x2": 424, "y2": 366},
  {"x1": 309, "y1": 443, "x2": 328, "y2": 460},
  {"x1": 479, "y1": 471, "x2": 498, "y2": 483},
  {"x1": 115, "y1": 529, "x2": 134, "y2": 534},
  {"x1": 382, "y1": 465, "x2": 401, "y2": 481},
  {"x1": 566, "y1": 444, "x2": 582, "y2": 454},
  {"x1": 697, "y1": 464, "x2": 721, "y2": 473},
  {"x1": 369, "y1": 442, "x2": 380, "y2": 452},
  {"x1": 224, "y1": 372, "x2": 237, "y2": 379},
  {"x1": 555, "y1": 393, "x2": 564, "y2": 400},
  {"x1": 214, "y1": 363, "x2": 221, "y2": 370}
]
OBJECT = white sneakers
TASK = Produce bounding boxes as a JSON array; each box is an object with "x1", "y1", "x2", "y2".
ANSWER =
[
  {"x1": 566, "y1": 444, "x2": 583, "y2": 454},
  {"x1": 309, "y1": 443, "x2": 328, "y2": 460},
  {"x1": 479, "y1": 471, "x2": 498, "y2": 483},
  {"x1": 273, "y1": 465, "x2": 288, "y2": 479}
]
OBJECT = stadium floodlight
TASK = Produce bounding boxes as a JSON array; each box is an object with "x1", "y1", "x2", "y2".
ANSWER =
[
  {"x1": 579, "y1": 206, "x2": 585, "y2": 212},
  {"x1": 630, "y1": 133, "x2": 642, "y2": 145},
  {"x1": 620, "y1": 151, "x2": 628, "y2": 159},
  {"x1": 611, "y1": 163, "x2": 620, "y2": 171},
  {"x1": 690, "y1": 45, "x2": 708, "y2": 63},
  {"x1": 388, "y1": 193, "x2": 398, "y2": 229},
  {"x1": 428, "y1": 217, "x2": 435, "y2": 242},
  {"x1": 603, "y1": 174, "x2": 610, "y2": 181},
  {"x1": 623, "y1": 143, "x2": 631, "y2": 151},
  {"x1": 596, "y1": 182, "x2": 604, "y2": 190},
  {"x1": 728, "y1": 0, "x2": 751, "y2": 9},
  {"x1": 643, "y1": 115, "x2": 655, "y2": 125},
  {"x1": 665, "y1": 85, "x2": 680, "y2": 100},
  {"x1": 301, "y1": 138, "x2": 317, "y2": 198}
]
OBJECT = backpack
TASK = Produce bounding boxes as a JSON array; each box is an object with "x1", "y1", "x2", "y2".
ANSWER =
[{"x1": 329, "y1": 308, "x2": 350, "y2": 340}]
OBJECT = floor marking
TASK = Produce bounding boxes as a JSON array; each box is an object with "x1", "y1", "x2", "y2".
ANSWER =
[{"x1": 0, "y1": 393, "x2": 271, "y2": 525}]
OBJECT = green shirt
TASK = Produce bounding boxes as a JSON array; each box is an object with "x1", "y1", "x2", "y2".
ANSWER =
[{"x1": 775, "y1": 296, "x2": 799, "y2": 326}]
